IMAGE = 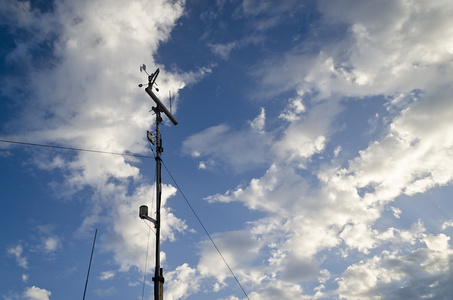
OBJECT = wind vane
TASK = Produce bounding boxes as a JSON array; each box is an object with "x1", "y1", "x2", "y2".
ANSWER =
[
  {"x1": 138, "y1": 64, "x2": 177, "y2": 300},
  {"x1": 139, "y1": 64, "x2": 177, "y2": 125}
]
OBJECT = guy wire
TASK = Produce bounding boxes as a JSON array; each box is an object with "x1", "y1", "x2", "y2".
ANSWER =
[
  {"x1": 141, "y1": 225, "x2": 152, "y2": 300},
  {"x1": 160, "y1": 159, "x2": 251, "y2": 300},
  {"x1": 142, "y1": 140, "x2": 158, "y2": 300}
]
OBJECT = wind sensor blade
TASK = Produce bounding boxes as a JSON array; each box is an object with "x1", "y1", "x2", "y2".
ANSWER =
[
  {"x1": 145, "y1": 87, "x2": 178, "y2": 125},
  {"x1": 140, "y1": 64, "x2": 146, "y2": 73}
]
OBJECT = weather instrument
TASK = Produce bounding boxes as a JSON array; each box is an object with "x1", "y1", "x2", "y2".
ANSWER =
[
  {"x1": 138, "y1": 64, "x2": 178, "y2": 300},
  {"x1": 139, "y1": 64, "x2": 177, "y2": 125}
]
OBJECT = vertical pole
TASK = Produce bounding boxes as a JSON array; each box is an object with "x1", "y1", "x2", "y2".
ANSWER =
[
  {"x1": 144, "y1": 68, "x2": 176, "y2": 300},
  {"x1": 153, "y1": 108, "x2": 164, "y2": 300},
  {"x1": 83, "y1": 229, "x2": 97, "y2": 300}
]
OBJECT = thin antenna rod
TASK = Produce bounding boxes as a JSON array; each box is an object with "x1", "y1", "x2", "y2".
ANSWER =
[
  {"x1": 169, "y1": 91, "x2": 172, "y2": 114},
  {"x1": 145, "y1": 87, "x2": 178, "y2": 125},
  {"x1": 83, "y1": 229, "x2": 97, "y2": 300}
]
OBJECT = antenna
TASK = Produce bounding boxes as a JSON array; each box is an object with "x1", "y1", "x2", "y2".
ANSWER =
[
  {"x1": 139, "y1": 64, "x2": 178, "y2": 300},
  {"x1": 138, "y1": 65, "x2": 178, "y2": 125},
  {"x1": 145, "y1": 88, "x2": 176, "y2": 125},
  {"x1": 169, "y1": 91, "x2": 172, "y2": 114},
  {"x1": 82, "y1": 229, "x2": 97, "y2": 300}
]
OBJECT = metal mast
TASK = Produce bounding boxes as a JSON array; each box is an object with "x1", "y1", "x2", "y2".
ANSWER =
[
  {"x1": 82, "y1": 229, "x2": 97, "y2": 300},
  {"x1": 153, "y1": 103, "x2": 164, "y2": 300},
  {"x1": 139, "y1": 65, "x2": 177, "y2": 300}
]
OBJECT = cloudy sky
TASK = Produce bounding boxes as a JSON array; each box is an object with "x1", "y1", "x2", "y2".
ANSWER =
[{"x1": 1, "y1": 0, "x2": 453, "y2": 299}]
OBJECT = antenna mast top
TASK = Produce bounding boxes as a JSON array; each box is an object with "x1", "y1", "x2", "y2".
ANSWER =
[{"x1": 140, "y1": 65, "x2": 178, "y2": 125}]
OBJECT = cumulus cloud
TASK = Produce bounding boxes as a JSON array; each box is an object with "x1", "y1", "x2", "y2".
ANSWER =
[
  {"x1": 3, "y1": 0, "x2": 453, "y2": 298},
  {"x1": 102, "y1": 183, "x2": 188, "y2": 272},
  {"x1": 337, "y1": 87, "x2": 453, "y2": 206},
  {"x1": 337, "y1": 232, "x2": 453, "y2": 299},
  {"x1": 23, "y1": 286, "x2": 51, "y2": 300},
  {"x1": 279, "y1": 97, "x2": 305, "y2": 122},
  {"x1": 198, "y1": 98, "x2": 435, "y2": 293},
  {"x1": 165, "y1": 263, "x2": 200, "y2": 300},
  {"x1": 189, "y1": 0, "x2": 453, "y2": 298},
  {"x1": 274, "y1": 98, "x2": 340, "y2": 165},
  {"x1": 252, "y1": 0, "x2": 453, "y2": 103},
  {"x1": 0, "y1": 0, "x2": 201, "y2": 284}
]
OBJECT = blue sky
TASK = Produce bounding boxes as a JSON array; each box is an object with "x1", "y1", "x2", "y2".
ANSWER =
[{"x1": 1, "y1": 0, "x2": 453, "y2": 299}]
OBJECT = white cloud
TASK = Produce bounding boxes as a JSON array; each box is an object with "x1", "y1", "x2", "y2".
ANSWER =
[
  {"x1": 316, "y1": 1, "x2": 453, "y2": 96},
  {"x1": 194, "y1": 2, "x2": 453, "y2": 297},
  {"x1": 185, "y1": 92, "x2": 338, "y2": 172},
  {"x1": 7, "y1": 244, "x2": 28, "y2": 269},
  {"x1": 1, "y1": 0, "x2": 190, "y2": 175},
  {"x1": 441, "y1": 220, "x2": 453, "y2": 230},
  {"x1": 209, "y1": 41, "x2": 238, "y2": 60},
  {"x1": 23, "y1": 286, "x2": 51, "y2": 300},
  {"x1": 0, "y1": 0, "x2": 209, "y2": 286},
  {"x1": 182, "y1": 110, "x2": 272, "y2": 172},
  {"x1": 249, "y1": 107, "x2": 265, "y2": 132},
  {"x1": 93, "y1": 287, "x2": 116, "y2": 297},
  {"x1": 333, "y1": 146, "x2": 342, "y2": 157},
  {"x1": 337, "y1": 254, "x2": 403, "y2": 299},
  {"x1": 389, "y1": 206, "x2": 402, "y2": 219},
  {"x1": 197, "y1": 230, "x2": 264, "y2": 285},
  {"x1": 99, "y1": 270, "x2": 115, "y2": 281},
  {"x1": 423, "y1": 233, "x2": 450, "y2": 252},
  {"x1": 337, "y1": 231, "x2": 453, "y2": 299},
  {"x1": 339, "y1": 88, "x2": 453, "y2": 206},
  {"x1": 218, "y1": 297, "x2": 240, "y2": 300},
  {"x1": 238, "y1": 0, "x2": 305, "y2": 31},
  {"x1": 339, "y1": 223, "x2": 377, "y2": 254},
  {"x1": 274, "y1": 99, "x2": 340, "y2": 165},
  {"x1": 247, "y1": 281, "x2": 304, "y2": 300},
  {"x1": 209, "y1": 36, "x2": 263, "y2": 60},
  {"x1": 165, "y1": 263, "x2": 200, "y2": 300},
  {"x1": 3, "y1": 0, "x2": 453, "y2": 298},
  {"x1": 279, "y1": 97, "x2": 305, "y2": 122},
  {"x1": 252, "y1": 1, "x2": 453, "y2": 103},
  {"x1": 101, "y1": 182, "x2": 188, "y2": 272},
  {"x1": 43, "y1": 237, "x2": 60, "y2": 252},
  {"x1": 35, "y1": 225, "x2": 62, "y2": 254},
  {"x1": 206, "y1": 164, "x2": 306, "y2": 212}
]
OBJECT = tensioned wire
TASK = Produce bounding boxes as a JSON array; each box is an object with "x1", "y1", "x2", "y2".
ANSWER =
[
  {"x1": 0, "y1": 139, "x2": 154, "y2": 159},
  {"x1": 141, "y1": 153, "x2": 156, "y2": 300},
  {"x1": 0, "y1": 138, "x2": 251, "y2": 300},
  {"x1": 0, "y1": 139, "x2": 157, "y2": 299},
  {"x1": 147, "y1": 140, "x2": 251, "y2": 300}
]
